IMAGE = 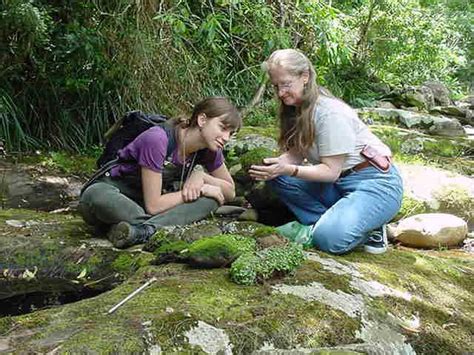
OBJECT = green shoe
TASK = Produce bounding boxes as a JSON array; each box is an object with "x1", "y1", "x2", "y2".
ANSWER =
[{"x1": 276, "y1": 221, "x2": 313, "y2": 246}]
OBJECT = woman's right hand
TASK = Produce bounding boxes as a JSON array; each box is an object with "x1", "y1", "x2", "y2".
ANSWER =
[{"x1": 200, "y1": 184, "x2": 225, "y2": 205}]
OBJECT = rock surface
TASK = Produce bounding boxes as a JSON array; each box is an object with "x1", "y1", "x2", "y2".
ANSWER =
[
  {"x1": 397, "y1": 163, "x2": 474, "y2": 228},
  {"x1": 389, "y1": 213, "x2": 468, "y2": 248}
]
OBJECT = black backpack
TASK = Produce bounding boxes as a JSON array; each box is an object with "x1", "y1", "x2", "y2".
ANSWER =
[
  {"x1": 97, "y1": 110, "x2": 171, "y2": 168},
  {"x1": 81, "y1": 110, "x2": 176, "y2": 195}
]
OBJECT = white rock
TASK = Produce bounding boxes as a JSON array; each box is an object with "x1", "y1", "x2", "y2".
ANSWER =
[{"x1": 390, "y1": 213, "x2": 468, "y2": 248}]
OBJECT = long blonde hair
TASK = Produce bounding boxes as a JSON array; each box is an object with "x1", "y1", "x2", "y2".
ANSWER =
[{"x1": 263, "y1": 49, "x2": 319, "y2": 154}]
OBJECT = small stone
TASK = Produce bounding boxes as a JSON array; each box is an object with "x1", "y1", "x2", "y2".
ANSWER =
[
  {"x1": 165, "y1": 307, "x2": 174, "y2": 314},
  {"x1": 6, "y1": 220, "x2": 26, "y2": 228}
]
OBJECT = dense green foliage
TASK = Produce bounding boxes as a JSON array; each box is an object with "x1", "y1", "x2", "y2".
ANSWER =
[{"x1": 1, "y1": 0, "x2": 471, "y2": 151}]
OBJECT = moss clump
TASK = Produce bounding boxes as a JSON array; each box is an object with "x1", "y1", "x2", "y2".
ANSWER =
[
  {"x1": 230, "y1": 244, "x2": 305, "y2": 285},
  {"x1": 239, "y1": 147, "x2": 277, "y2": 172},
  {"x1": 186, "y1": 234, "x2": 256, "y2": 268}
]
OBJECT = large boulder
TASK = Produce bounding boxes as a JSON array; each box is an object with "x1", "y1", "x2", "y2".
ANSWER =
[
  {"x1": 430, "y1": 106, "x2": 474, "y2": 126},
  {"x1": 389, "y1": 213, "x2": 468, "y2": 248},
  {"x1": 428, "y1": 116, "x2": 465, "y2": 137},
  {"x1": 384, "y1": 86, "x2": 435, "y2": 110},
  {"x1": 422, "y1": 81, "x2": 452, "y2": 106}
]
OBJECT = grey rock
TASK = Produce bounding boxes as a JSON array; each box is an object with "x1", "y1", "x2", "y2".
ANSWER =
[
  {"x1": 428, "y1": 116, "x2": 465, "y2": 137},
  {"x1": 423, "y1": 81, "x2": 452, "y2": 106}
]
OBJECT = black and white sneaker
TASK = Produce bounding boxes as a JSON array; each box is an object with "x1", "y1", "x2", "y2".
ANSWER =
[{"x1": 364, "y1": 224, "x2": 388, "y2": 254}]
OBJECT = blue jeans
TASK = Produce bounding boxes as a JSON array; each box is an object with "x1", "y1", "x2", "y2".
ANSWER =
[{"x1": 269, "y1": 165, "x2": 403, "y2": 254}]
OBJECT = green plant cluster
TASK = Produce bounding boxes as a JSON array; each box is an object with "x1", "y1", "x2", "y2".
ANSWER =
[
  {"x1": 230, "y1": 243, "x2": 305, "y2": 285},
  {"x1": 1, "y1": 0, "x2": 471, "y2": 152},
  {"x1": 185, "y1": 234, "x2": 256, "y2": 261}
]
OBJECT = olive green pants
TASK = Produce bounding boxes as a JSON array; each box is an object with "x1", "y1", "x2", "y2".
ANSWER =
[{"x1": 78, "y1": 176, "x2": 218, "y2": 230}]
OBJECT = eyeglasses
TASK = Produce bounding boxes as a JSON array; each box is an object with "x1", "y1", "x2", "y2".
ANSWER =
[{"x1": 272, "y1": 82, "x2": 293, "y2": 92}]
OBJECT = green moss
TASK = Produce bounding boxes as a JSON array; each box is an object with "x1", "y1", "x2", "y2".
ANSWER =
[
  {"x1": 1, "y1": 263, "x2": 361, "y2": 353},
  {"x1": 252, "y1": 226, "x2": 279, "y2": 239},
  {"x1": 343, "y1": 249, "x2": 473, "y2": 309},
  {"x1": 154, "y1": 241, "x2": 189, "y2": 255},
  {"x1": 0, "y1": 316, "x2": 14, "y2": 334},
  {"x1": 187, "y1": 234, "x2": 255, "y2": 258},
  {"x1": 236, "y1": 125, "x2": 278, "y2": 140},
  {"x1": 230, "y1": 244, "x2": 305, "y2": 285},
  {"x1": 395, "y1": 196, "x2": 428, "y2": 220},
  {"x1": 10, "y1": 151, "x2": 98, "y2": 177},
  {"x1": 143, "y1": 229, "x2": 170, "y2": 252},
  {"x1": 239, "y1": 147, "x2": 277, "y2": 172},
  {"x1": 111, "y1": 253, "x2": 153, "y2": 274},
  {"x1": 183, "y1": 234, "x2": 257, "y2": 268}
]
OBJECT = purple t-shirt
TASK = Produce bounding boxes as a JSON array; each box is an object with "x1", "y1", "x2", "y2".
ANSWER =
[{"x1": 110, "y1": 126, "x2": 224, "y2": 178}]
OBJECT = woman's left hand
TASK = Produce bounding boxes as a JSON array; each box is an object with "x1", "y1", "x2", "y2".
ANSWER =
[
  {"x1": 182, "y1": 170, "x2": 205, "y2": 202},
  {"x1": 249, "y1": 157, "x2": 290, "y2": 181}
]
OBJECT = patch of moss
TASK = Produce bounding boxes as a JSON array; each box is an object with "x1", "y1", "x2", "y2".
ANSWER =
[
  {"x1": 143, "y1": 229, "x2": 170, "y2": 252},
  {"x1": 184, "y1": 234, "x2": 256, "y2": 268},
  {"x1": 111, "y1": 253, "x2": 153, "y2": 274},
  {"x1": 236, "y1": 125, "x2": 278, "y2": 140},
  {"x1": 10, "y1": 151, "x2": 98, "y2": 177},
  {"x1": 0, "y1": 316, "x2": 14, "y2": 334},
  {"x1": 230, "y1": 244, "x2": 305, "y2": 285},
  {"x1": 239, "y1": 147, "x2": 277, "y2": 172},
  {"x1": 343, "y1": 249, "x2": 473, "y2": 309},
  {"x1": 154, "y1": 241, "x2": 189, "y2": 255}
]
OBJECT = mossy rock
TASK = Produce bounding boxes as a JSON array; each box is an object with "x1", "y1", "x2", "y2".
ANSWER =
[
  {"x1": 370, "y1": 125, "x2": 474, "y2": 175},
  {"x1": 0, "y1": 209, "x2": 151, "y2": 300},
  {"x1": 1, "y1": 236, "x2": 473, "y2": 353},
  {"x1": 143, "y1": 221, "x2": 223, "y2": 252}
]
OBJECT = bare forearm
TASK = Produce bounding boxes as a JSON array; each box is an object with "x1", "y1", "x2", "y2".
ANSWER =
[
  {"x1": 284, "y1": 163, "x2": 340, "y2": 182},
  {"x1": 202, "y1": 173, "x2": 235, "y2": 201},
  {"x1": 145, "y1": 191, "x2": 184, "y2": 215}
]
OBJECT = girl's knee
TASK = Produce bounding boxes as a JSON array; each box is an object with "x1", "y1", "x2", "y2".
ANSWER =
[{"x1": 312, "y1": 222, "x2": 360, "y2": 255}]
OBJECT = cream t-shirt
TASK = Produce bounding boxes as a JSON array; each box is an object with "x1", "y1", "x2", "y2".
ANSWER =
[{"x1": 306, "y1": 95, "x2": 391, "y2": 171}]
